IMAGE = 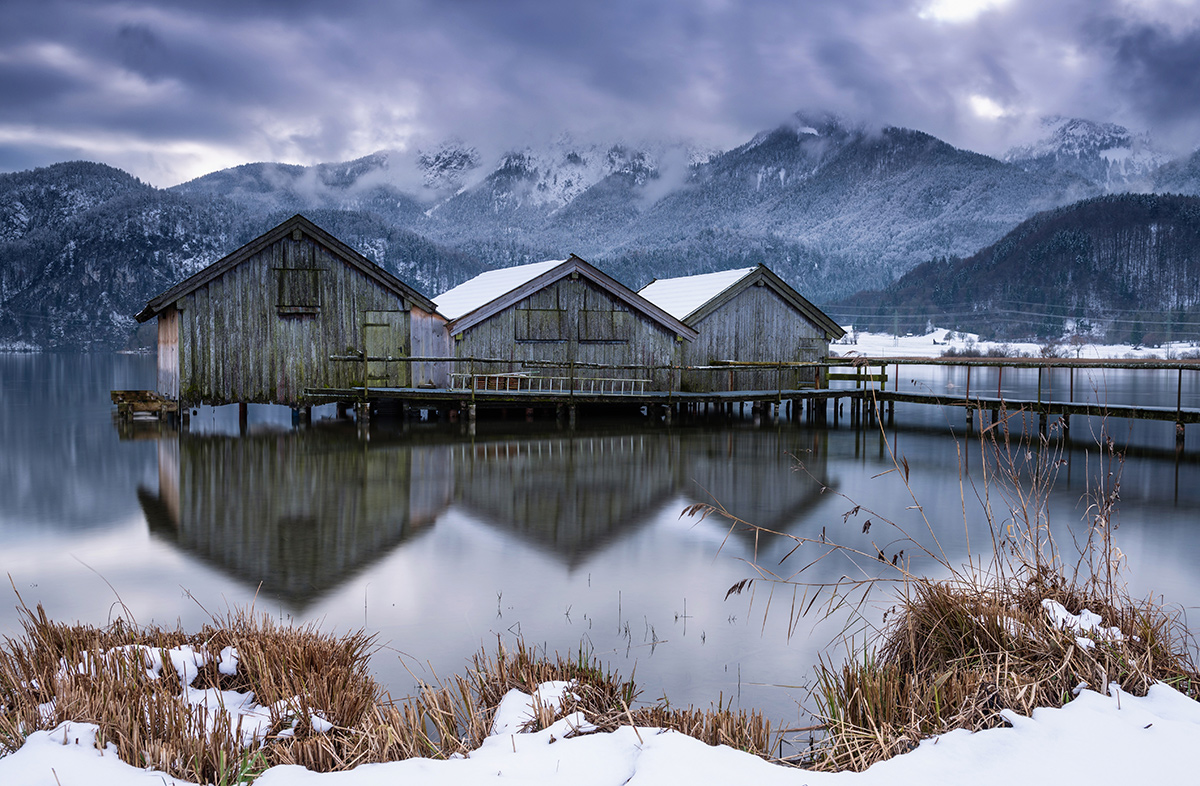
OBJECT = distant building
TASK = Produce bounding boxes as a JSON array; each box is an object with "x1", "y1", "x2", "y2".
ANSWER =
[
  {"x1": 639, "y1": 265, "x2": 844, "y2": 391},
  {"x1": 434, "y1": 255, "x2": 697, "y2": 391},
  {"x1": 135, "y1": 214, "x2": 442, "y2": 406}
]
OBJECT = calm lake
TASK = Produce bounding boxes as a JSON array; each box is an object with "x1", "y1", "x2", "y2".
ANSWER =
[{"x1": 3, "y1": 352, "x2": 1200, "y2": 735}]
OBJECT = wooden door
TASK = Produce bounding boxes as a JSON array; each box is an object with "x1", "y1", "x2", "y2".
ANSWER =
[{"x1": 363, "y1": 311, "x2": 410, "y2": 388}]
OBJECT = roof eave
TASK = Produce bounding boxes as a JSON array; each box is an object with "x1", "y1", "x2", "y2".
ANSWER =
[
  {"x1": 448, "y1": 255, "x2": 698, "y2": 340},
  {"x1": 135, "y1": 214, "x2": 438, "y2": 321},
  {"x1": 681, "y1": 265, "x2": 845, "y2": 340}
]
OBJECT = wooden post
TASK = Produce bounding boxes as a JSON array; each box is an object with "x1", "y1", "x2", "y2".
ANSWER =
[
  {"x1": 1177, "y1": 367, "x2": 1183, "y2": 423},
  {"x1": 997, "y1": 366, "x2": 1002, "y2": 399},
  {"x1": 361, "y1": 322, "x2": 369, "y2": 402},
  {"x1": 965, "y1": 365, "x2": 971, "y2": 401}
]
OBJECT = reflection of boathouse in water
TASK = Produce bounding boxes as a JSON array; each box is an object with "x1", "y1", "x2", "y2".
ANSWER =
[
  {"x1": 454, "y1": 429, "x2": 831, "y2": 564},
  {"x1": 139, "y1": 425, "x2": 830, "y2": 606},
  {"x1": 451, "y1": 434, "x2": 680, "y2": 566},
  {"x1": 138, "y1": 426, "x2": 453, "y2": 607}
]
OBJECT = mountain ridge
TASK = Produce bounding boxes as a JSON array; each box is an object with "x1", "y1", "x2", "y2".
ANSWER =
[
  {"x1": 836, "y1": 193, "x2": 1200, "y2": 343},
  {"x1": 1, "y1": 112, "x2": 1198, "y2": 349}
]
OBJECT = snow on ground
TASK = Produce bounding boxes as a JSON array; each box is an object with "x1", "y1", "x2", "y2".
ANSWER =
[
  {"x1": 2, "y1": 681, "x2": 1199, "y2": 785},
  {"x1": 834, "y1": 327, "x2": 1199, "y2": 360}
]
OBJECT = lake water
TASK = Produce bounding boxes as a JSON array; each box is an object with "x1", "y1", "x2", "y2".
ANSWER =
[{"x1": 3, "y1": 352, "x2": 1200, "y2": 737}]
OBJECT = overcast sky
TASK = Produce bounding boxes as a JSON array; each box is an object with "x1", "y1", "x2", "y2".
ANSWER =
[{"x1": 1, "y1": 0, "x2": 1199, "y2": 187}]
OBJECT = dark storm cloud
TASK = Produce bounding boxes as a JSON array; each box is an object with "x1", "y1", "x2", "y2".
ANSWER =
[
  {"x1": 0, "y1": 0, "x2": 1198, "y2": 185},
  {"x1": 1092, "y1": 15, "x2": 1200, "y2": 145}
]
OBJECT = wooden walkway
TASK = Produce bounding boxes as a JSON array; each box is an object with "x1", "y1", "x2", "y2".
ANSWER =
[
  {"x1": 104, "y1": 355, "x2": 1196, "y2": 449},
  {"x1": 871, "y1": 390, "x2": 1200, "y2": 425}
]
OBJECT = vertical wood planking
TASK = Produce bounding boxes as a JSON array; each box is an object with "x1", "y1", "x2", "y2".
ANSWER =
[
  {"x1": 171, "y1": 228, "x2": 419, "y2": 406},
  {"x1": 680, "y1": 285, "x2": 828, "y2": 392},
  {"x1": 454, "y1": 277, "x2": 678, "y2": 389}
]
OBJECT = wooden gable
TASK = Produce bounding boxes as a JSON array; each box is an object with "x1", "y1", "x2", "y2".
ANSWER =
[{"x1": 136, "y1": 214, "x2": 436, "y2": 323}]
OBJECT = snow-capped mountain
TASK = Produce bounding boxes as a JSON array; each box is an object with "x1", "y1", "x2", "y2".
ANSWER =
[
  {"x1": 414, "y1": 140, "x2": 482, "y2": 195},
  {"x1": 4, "y1": 110, "x2": 1200, "y2": 349},
  {"x1": 1004, "y1": 117, "x2": 1169, "y2": 192}
]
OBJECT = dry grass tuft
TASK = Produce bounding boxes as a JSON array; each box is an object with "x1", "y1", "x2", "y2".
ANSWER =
[
  {"x1": 695, "y1": 403, "x2": 1200, "y2": 773},
  {"x1": 464, "y1": 638, "x2": 776, "y2": 757},
  {"x1": 810, "y1": 573, "x2": 1199, "y2": 772},
  {"x1": 0, "y1": 608, "x2": 779, "y2": 781},
  {"x1": 0, "y1": 604, "x2": 383, "y2": 783}
]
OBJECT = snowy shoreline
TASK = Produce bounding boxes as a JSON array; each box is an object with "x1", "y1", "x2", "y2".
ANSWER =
[{"x1": 4, "y1": 680, "x2": 1199, "y2": 785}]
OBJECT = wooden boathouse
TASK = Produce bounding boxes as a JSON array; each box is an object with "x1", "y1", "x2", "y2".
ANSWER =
[
  {"x1": 639, "y1": 265, "x2": 844, "y2": 392},
  {"x1": 135, "y1": 215, "x2": 442, "y2": 407},
  {"x1": 434, "y1": 255, "x2": 698, "y2": 392}
]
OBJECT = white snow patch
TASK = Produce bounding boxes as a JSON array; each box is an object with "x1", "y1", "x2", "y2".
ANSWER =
[
  {"x1": 5, "y1": 683, "x2": 1200, "y2": 785},
  {"x1": 491, "y1": 680, "x2": 578, "y2": 736},
  {"x1": 218, "y1": 645, "x2": 239, "y2": 676},
  {"x1": 1042, "y1": 599, "x2": 1125, "y2": 650},
  {"x1": 639, "y1": 268, "x2": 755, "y2": 321},
  {"x1": 434, "y1": 260, "x2": 565, "y2": 320}
]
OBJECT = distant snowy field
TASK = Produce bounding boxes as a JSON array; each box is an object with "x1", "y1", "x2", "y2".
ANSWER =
[{"x1": 833, "y1": 327, "x2": 1199, "y2": 360}]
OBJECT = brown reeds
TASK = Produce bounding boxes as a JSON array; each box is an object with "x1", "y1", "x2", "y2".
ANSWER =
[
  {"x1": 464, "y1": 638, "x2": 776, "y2": 756},
  {"x1": 0, "y1": 606, "x2": 778, "y2": 782},
  {"x1": 809, "y1": 571, "x2": 1199, "y2": 772},
  {"x1": 694, "y1": 401, "x2": 1200, "y2": 772}
]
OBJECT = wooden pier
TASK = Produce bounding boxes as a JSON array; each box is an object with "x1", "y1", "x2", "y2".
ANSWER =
[
  {"x1": 111, "y1": 390, "x2": 179, "y2": 420},
  {"x1": 303, "y1": 355, "x2": 1200, "y2": 445},
  {"x1": 116, "y1": 353, "x2": 1200, "y2": 451}
]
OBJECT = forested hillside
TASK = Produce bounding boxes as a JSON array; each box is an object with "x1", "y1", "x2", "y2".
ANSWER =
[
  {"x1": 836, "y1": 194, "x2": 1200, "y2": 344},
  {"x1": 1, "y1": 113, "x2": 1197, "y2": 349}
]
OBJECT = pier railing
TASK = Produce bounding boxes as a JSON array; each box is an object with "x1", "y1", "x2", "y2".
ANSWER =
[
  {"x1": 327, "y1": 354, "x2": 855, "y2": 398},
  {"x1": 449, "y1": 371, "x2": 651, "y2": 395}
]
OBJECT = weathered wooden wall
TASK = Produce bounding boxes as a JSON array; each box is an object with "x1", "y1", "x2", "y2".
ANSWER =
[
  {"x1": 157, "y1": 306, "x2": 179, "y2": 399},
  {"x1": 174, "y1": 235, "x2": 424, "y2": 405},
  {"x1": 453, "y1": 276, "x2": 681, "y2": 389},
  {"x1": 680, "y1": 285, "x2": 828, "y2": 391},
  {"x1": 411, "y1": 307, "x2": 451, "y2": 387}
]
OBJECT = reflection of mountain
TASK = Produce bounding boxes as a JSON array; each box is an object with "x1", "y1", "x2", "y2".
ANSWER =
[
  {"x1": 140, "y1": 426, "x2": 452, "y2": 607},
  {"x1": 452, "y1": 434, "x2": 679, "y2": 566}
]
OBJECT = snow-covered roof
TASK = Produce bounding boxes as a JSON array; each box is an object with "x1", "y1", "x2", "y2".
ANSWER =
[
  {"x1": 638, "y1": 268, "x2": 755, "y2": 321},
  {"x1": 434, "y1": 260, "x2": 566, "y2": 321}
]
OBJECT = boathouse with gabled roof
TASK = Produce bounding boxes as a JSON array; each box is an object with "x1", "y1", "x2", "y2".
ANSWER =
[
  {"x1": 639, "y1": 264, "x2": 844, "y2": 392},
  {"x1": 136, "y1": 214, "x2": 443, "y2": 407},
  {"x1": 434, "y1": 255, "x2": 697, "y2": 391}
]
